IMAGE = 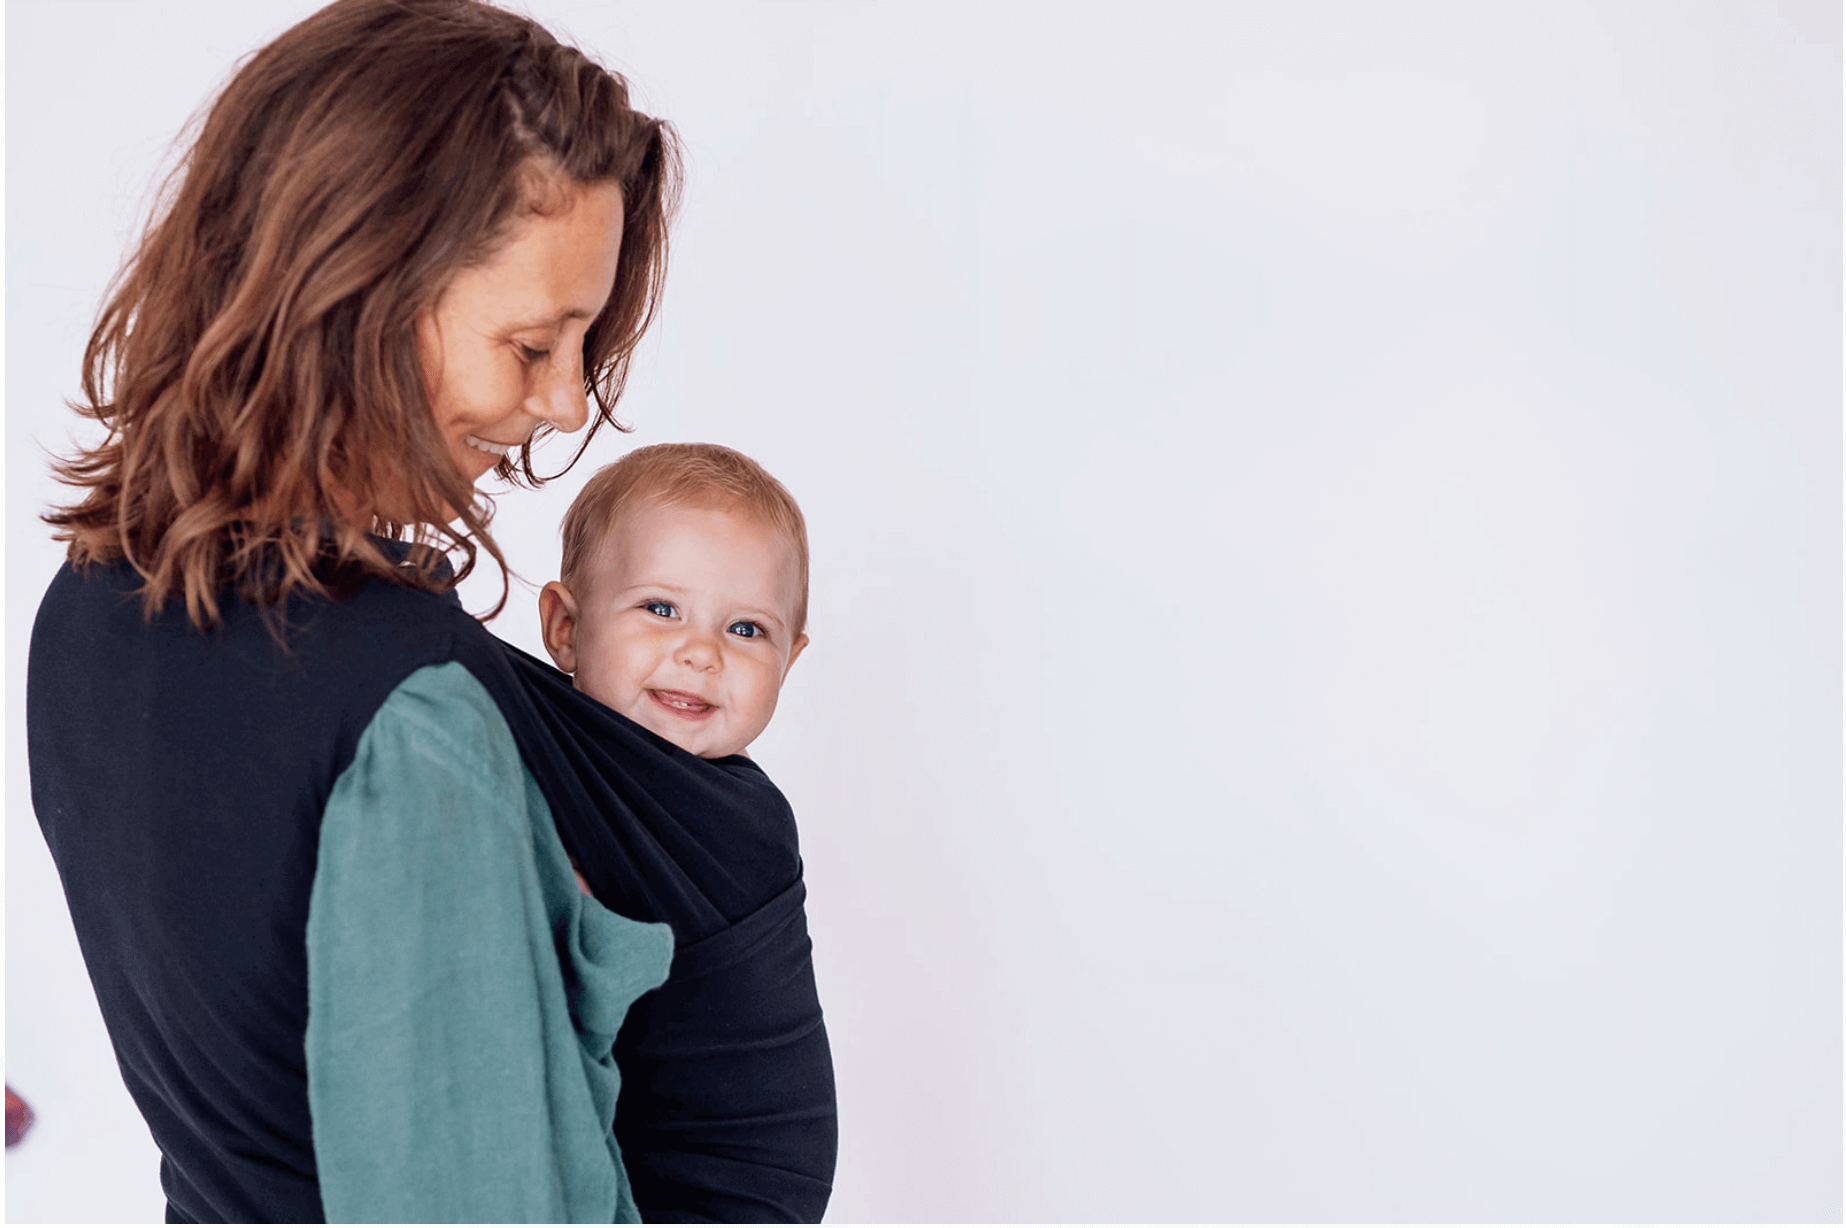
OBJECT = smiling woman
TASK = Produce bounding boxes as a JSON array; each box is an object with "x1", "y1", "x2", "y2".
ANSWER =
[
  {"x1": 23, "y1": 0, "x2": 701, "y2": 1222},
  {"x1": 419, "y1": 181, "x2": 627, "y2": 486},
  {"x1": 44, "y1": 0, "x2": 672, "y2": 628}
]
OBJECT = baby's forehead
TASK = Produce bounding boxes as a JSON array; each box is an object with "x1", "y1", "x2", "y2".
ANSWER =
[
  {"x1": 614, "y1": 495, "x2": 786, "y2": 548},
  {"x1": 590, "y1": 497, "x2": 799, "y2": 580}
]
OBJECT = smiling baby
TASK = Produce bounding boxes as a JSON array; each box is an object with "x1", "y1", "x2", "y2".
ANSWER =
[
  {"x1": 539, "y1": 442, "x2": 809, "y2": 759},
  {"x1": 536, "y1": 443, "x2": 836, "y2": 1210}
]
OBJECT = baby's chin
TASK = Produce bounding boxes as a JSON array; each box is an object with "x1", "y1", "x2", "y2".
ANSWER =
[
  {"x1": 641, "y1": 720, "x2": 748, "y2": 760},
  {"x1": 639, "y1": 716, "x2": 743, "y2": 759}
]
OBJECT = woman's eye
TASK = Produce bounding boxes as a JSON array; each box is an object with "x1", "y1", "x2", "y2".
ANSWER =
[
  {"x1": 727, "y1": 621, "x2": 761, "y2": 639},
  {"x1": 519, "y1": 344, "x2": 551, "y2": 363},
  {"x1": 644, "y1": 601, "x2": 675, "y2": 618}
]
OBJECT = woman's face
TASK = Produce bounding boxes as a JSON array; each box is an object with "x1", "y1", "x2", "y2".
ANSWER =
[{"x1": 416, "y1": 180, "x2": 626, "y2": 487}]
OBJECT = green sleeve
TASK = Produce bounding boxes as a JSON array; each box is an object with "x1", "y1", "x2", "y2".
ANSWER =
[{"x1": 305, "y1": 661, "x2": 673, "y2": 1224}]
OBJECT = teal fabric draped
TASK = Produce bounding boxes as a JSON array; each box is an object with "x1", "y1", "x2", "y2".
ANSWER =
[{"x1": 305, "y1": 662, "x2": 674, "y2": 1224}]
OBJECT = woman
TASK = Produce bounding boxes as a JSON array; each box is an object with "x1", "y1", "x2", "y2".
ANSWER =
[{"x1": 26, "y1": 0, "x2": 833, "y2": 1222}]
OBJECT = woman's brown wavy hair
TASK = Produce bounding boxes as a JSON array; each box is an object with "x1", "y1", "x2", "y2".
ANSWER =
[{"x1": 47, "y1": 0, "x2": 680, "y2": 630}]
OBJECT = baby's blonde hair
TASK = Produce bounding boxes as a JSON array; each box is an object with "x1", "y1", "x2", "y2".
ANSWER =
[{"x1": 560, "y1": 442, "x2": 810, "y2": 633}]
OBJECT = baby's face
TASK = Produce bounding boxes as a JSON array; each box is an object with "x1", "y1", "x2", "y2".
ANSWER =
[{"x1": 543, "y1": 501, "x2": 807, "y2": 758}]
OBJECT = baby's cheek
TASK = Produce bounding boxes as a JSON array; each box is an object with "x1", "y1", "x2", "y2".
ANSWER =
[
  {"x1": 568, "y1": 622, "x2": 623, "y2": 706},
  {"x1": 741, "y1": 668, "x2": 784, "y2": 734},
  {"x1": 570, "y1": 655, "x2": 624, "y2": 713}
]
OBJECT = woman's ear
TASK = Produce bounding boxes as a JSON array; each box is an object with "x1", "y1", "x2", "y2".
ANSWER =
[{"x1": 538, "y1": 581, "x2": 580, "y2": 675}]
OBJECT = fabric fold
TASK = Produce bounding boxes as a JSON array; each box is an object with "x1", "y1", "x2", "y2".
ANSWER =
[{"x1": 612, "y1": 879, "x2": 837, "y2": 1222}]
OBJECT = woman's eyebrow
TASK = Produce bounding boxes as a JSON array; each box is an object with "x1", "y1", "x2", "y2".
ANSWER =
[{"x1": 505, "y1": 306, "x2": 598, "y2": 331}]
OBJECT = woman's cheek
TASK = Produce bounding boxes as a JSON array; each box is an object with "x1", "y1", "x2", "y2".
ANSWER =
[
  {"x1": 465, "y1": 377, "x2": 520, "y2": 432},
  {"x1": 441, "y1": 356, "x2": 521, "y2": 432}
]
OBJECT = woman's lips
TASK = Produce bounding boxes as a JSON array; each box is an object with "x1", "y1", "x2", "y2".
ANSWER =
[
  {"x1": 648, "y1": 689, "x2": 716, "y2": 720},
  {"x1": 464, "y1": 434, "x2": 514, "y2": 457}
]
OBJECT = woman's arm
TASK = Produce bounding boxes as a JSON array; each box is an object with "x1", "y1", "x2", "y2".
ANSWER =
[{"x1": 304, "y1": 661, "x2": 671, "y2": 1223}]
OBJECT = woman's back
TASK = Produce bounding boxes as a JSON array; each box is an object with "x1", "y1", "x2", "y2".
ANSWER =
[{"x1": 28, "y1": 558, "x2": 474, "y2": 1221}]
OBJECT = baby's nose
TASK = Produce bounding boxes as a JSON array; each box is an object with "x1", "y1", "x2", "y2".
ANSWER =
[{"x1": 677, "y1": 630, "x2": 720, "y2": 668}]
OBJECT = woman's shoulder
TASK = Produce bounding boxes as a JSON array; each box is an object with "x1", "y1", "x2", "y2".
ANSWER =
[
  {"x1": 37, "y1": 552, "x2": 483, "y2": 664},
  {"x1": 30, "y1": 555, "x2": 507, "y2": 778}
]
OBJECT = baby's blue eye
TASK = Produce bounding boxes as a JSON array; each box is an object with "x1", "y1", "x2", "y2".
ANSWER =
[
  {"x1": 644, "y1": 601, "x2": 675, "y2": 618},
  {"x1": 727, "y1": 621, "x2": 761, "y2": 639}
]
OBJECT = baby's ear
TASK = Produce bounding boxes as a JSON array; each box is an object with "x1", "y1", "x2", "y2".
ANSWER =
[
  {"x1": 538, "y1": 581, "x2": 580, "y2": 675},
  {"x1": 783, "y1": 632, "x2": 810, "y2": 680}
]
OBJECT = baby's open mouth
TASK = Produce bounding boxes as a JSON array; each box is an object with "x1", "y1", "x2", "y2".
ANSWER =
[{"x1": 648, "y1": 689, "x2": 715, "y2": 719}]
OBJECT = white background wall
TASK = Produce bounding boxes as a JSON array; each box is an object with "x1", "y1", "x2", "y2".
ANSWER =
[{"x1": 7, "y1": 1, "x2": 1839, "y2": 1221}]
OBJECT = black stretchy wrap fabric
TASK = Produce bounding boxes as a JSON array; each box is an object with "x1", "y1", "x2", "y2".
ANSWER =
[
  {"x1": 28, "y1": 554, "x2": 836, "y2": 1223},
  {"x1": 487, "y1": 647, "x2": 839, "y2": 1223}
]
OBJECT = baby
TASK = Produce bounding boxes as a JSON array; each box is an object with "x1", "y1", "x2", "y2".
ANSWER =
[
  {"x1": 536, "y1": 443, "x2": 836, "y2": 1221},
  {"x1": 538, "y1": 441, "x2": 809, "y2": 759}
]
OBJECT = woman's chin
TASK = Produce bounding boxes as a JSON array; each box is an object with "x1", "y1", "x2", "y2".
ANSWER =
[{"x1": 453, "y1": 440, "x2": 507, "y2": 483}]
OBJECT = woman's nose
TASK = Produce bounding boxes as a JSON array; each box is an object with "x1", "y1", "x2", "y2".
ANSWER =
[{"x1": 529, "y1": 345, "x2": 590, "y2": 434}]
